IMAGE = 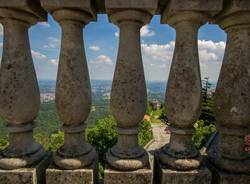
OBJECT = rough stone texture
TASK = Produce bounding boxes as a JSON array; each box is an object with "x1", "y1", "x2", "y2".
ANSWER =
[
  {"x1": 208, "y1": 161, "x2": 250, "y2": 184},
  {"x1": 41, "y1": 0, "x2": 96, "y2": 19},
  {"x1": 40, "y1": 5, "x2": 97, "y2": 170},
  {"x1": 158, "y1": 165, "x2": 211, "y2": 184},
  {"x1": 155, "y1": 152, "x2": 211, "y2": 184},
  {"x1": 161, "y1": 0, "x2": 223, "y2": 23},
  {"x1": 158, "y1": 11, "x2": 207, "y2": 171},
  {"x1": 218, "y1": 0, "x2": 250, "y2": 17},
  {"x1": 165, "y1": 0, "x2": 223, "y2": 11},
  {"x1": 46, "y1": 158, "x2": 98, "y2": 184},
  {"x1": 0, "y1": 154, "x2": 51, "y2": 184},
  {"x1": 105, "y1": 0, "x2": 157, "y2": 14},
  {"x1": 105, "y1": 9, "x2": 155, "y2": 171},
  {"x1": 0, "y1": 8, "x2": 46, "y2": 169},
  {"x1": 208, "y1": 1, "x2": 250, "y2": 174},
  {"x1": 0, "y1": 0, "x2": 47, "y2": 21},
  {"x1": 104, "y1": 164, "x2": 153, "y2": 184}
]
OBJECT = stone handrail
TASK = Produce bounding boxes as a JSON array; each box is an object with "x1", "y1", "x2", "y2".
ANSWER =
[{"x1": 0, "y1": 0, "x2": 249, "y2": 184}]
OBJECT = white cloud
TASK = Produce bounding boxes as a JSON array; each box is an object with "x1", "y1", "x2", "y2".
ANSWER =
[
  {"x1": 37, "y1": 22, "x2": 50, "y2": 28},
  {"x1": 89, "y1": 45, "x2": 100, "y2": 52},
  {"x1": 141, "y1": 42, "x2": 175, "y2": 62},
  {"x1": 30, "y1": 50, "x2": 58, "y2": 80},
  {"x1": 50, "y1": 59, "x2": 59, "y2": 65},
  {"x1": 31, "y1": 50, "x2": 48, "y2": 60},
  {"x1": 0, "y1": 24, "x2": 3, "y2": 36},
  {"x1": 141, "y1": 25, "x2": 155, "y2": 37},
  {"x1": 115, "y1": 31, "x2": 119, "y2": 37},
  {"x1": 43, "y1": 37, "x2": 60, "y2": 49},
  {"x1": 31, "y1": 50, "x2": 59, "y2": 66},
  {"x1": 141, "y1": 40, "x2": 226, "y2": 82},
  {"x1": 198, "y1": 40, "x2": 225, "y2": 63},
  {"x1": 90, "y1": 55, "x2": 113, "y2": 65}
]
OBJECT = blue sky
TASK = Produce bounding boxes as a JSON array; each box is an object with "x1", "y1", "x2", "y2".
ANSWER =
[{"x1": 0, "y1": 14, "x2": 226, "y2": 82}]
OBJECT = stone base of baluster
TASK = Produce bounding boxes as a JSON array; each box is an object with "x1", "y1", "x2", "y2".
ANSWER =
[
  {"x1": 104, "y1": 164, "x2": 153, "y2": 184},
  {"x1": 155, "y1": 151, "x2": 211, "y2": 184},
  {"x1": 207, "y1": 161, "x2": 250, "y2": 184},
  {"x1": 104, "y1": 151, "x2": 153, "y2": 184},
  {"x1": 46, "y1": 154, "x2": 98, "y2": 184},
  {"x1": 0, "y1": 153, "x2": 51, "y2": 184}
]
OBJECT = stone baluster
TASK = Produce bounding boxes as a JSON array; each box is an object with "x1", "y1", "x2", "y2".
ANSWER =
[
  {"x1": 157, "y1": 1, "x2": 223, "y2": 183},
  {"x1": 50, "y1": 10, "x2": 96, "y2": 170},
  {"x1": 105, "y1": 1, "x2": 157, "y2": 174},
  {"x1": 106, "y1": 10, "x2": 151, "y2": 171},
  {"x1": 0, "y1": 5, "x2": 47, "y2": 170},
  {"x1": 158, "y1": 11, "x2": 207, "y2": 171},
  {"x1": 208, "y1": 0, "x2": 250, "y2": 175}
]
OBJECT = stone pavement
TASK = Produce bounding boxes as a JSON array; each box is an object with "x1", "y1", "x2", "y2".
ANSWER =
[{"x1": 146, "y1": 124, "x2": 170, "y2": 156}]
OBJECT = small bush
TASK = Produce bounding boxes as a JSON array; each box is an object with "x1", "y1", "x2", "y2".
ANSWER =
[
  {"x1": 193, "y1": 120, "x2": 216, "y2": 149},
  {"x1": 86, "y1": 116, "x2": 118, "y2": 166},
  {"x1": 138, "y1": 120, "x2": 153, "y2": 146},
  {"x1": 0, "y1": 138, "x2": 8, "y2": 150},
  {"x1": 35, "y1": 131, "x2": 64, "y2": 151}
]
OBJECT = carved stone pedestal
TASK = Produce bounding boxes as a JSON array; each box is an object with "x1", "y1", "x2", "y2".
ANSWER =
[
  {"x1": 0, "y1": 154, "x2": 51, "y2": 184},
  {"x1": 104, "y1": 163, "x2": 153, "y2": 184},
  {"x1": 155, "y1": 151, "x2": 211, "y2": 184},
  {"x1": 208, "y1": 162, "x2": 250, "y2": 184},
  {"x1": 46, "y1": 153, "x2": 98, "y2": 184}
]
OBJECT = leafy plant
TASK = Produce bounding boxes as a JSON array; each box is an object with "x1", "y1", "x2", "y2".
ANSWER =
[
  {"x1": 86, "y1": 116, "x2": 118, "y2": 167},
  {"x1": 138, "y1": 120, "x2": 153, "y2": 146},
  {"x1": 193, "y1": 120, "x2": 216, "y2": 149}
]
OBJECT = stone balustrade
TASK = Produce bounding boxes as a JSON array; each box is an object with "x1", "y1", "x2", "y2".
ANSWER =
[{"x1": 0, "y1": 0, "x2": 249, "y2": 184}]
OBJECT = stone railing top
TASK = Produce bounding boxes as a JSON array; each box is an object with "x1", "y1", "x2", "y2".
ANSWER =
[
  {"x1": 105, "y1": 0, "x2": 158, "y2": 15},
  {"x1": 0, "y1": 0, "x2": 47, "y2": 21},
  {"x1": 161, "y1": 0, "x2": 223, "y2": 23},
  {"x1": 214, "y1": 0, "x2": 250, "y2": 29},
  {"x1": 41, "y1": 0, "x2": 96, "y2": 20},
  {"x1": 221, "y1": 0, "x2": 250, "y2": 16}
]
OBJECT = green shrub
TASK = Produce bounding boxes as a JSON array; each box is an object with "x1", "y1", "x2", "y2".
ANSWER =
[
  {"x1": 138, "y1": 120, "x2": 153, "y2": 146},
  {"x1": 193, "y1": 120, "x2": 216, "y2": 149},
  {"x1": 35, "y1": 131, "x2": 64, "y2": 151},
  {"x1": 86, "y1": 116, "x2": 118, "y2": 166},
  {"x1": 0, "y1": 138, "x2": 8, "y2": 150}
]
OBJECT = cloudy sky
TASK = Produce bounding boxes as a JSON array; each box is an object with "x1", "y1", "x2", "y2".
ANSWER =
[{"x1": 0, "y1": 15, "x2": 226, "y2": 83}]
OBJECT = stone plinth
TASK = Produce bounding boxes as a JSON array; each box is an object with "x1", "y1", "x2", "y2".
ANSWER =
[
  {"x1": 104, "y1": 166, "x2": 153, "y2": 184},
  {"x1": 208, "y1": 164, "x2": 250, "y2": 184},
  {"x1": 0, "y1": 154, "x2": 51, "y2": 184},
  {"x1": 46, "y1": 156, "x2": 98, "y2": 184},
  {"x1": 104, "y1": 152, "x2": 153, "y2": 184},
  {"x1": 155, "y1": 151, "x2": 211, "y2": 184}
]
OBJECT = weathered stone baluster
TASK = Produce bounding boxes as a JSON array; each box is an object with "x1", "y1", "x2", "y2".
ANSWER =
[
  {"x1": 0, "y1": 2, "x2": 49, "y2": 183},
  {"x1": 159, "y1": 12, "x2": 206, "y2": 171},
  {"x1": 53, "y1": 10, "x2": 96, "y2": 170},
  {"x1": 0, "y1": 2, "x2": 47, "y2": 170},
  {"x1": 208, "y1": 0, "x2": 250, "y2": 182},
  {"x1": 157, "y1": 1, "x2": 223, "y2": 183},
  {"x1": 41, "y1": 1, "x2": 98, "y2": 183},
  {"x1": 104, "y1": 1, "x2": 157, "y2": 183}
]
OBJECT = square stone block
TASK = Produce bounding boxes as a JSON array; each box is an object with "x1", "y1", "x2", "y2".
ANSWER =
[
  {"x1": 41, "y1": 0, "x2": 96, "y2": 18},
  {"x1": 156, "y1": 160, "x2": 211, "y2": 184},
  {"x1": 105, "y1": 0, "x2": 157, "y2": 14},
  {"x1": 217, "y1": 0, "x2": 250, "y2": 18},
  {"x1": 167, "y1": 0, "x2": 223, "y2": 12},
  {"x1": 104, "y1": 167, "x2": 153, "y2": 184},
  {"x1": 0, "y1": 0, "x2": 47, "y2": 21},
  {"x1": 208, "y1": 162, "x2": 250, "y2": 184},
  {"x1": 46, "y1": 159, "x2": 98, "y2": 184},
  {"x1": 0, "y1": 154, "x2": 51, "y2": 184}
]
